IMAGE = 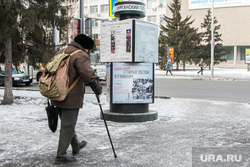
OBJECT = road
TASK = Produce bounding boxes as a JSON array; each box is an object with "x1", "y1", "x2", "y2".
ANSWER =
[
  {"x1": 155, "y1": 78, "x2": 250, "y2": 103},
  {"x1": 2, "y1": 78, "x2": 250, "y2": 103}
]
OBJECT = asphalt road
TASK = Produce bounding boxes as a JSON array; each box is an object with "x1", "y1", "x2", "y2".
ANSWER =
[
  {"x1": 155, "y1": 78, "x2": 250, "y2": 103},
  {"x1": 2, "y1": 78, "x2": 250, "y2": 103}
]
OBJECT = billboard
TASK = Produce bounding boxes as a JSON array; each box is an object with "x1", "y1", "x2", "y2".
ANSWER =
[
  {"x1": 189, "y1": 0, "x2": 250, "y2": 9},
  {"x1": 168, "y1": 47, "x2": 174, "y2": 62},
  {"x1": 100, "y1": 19, "x2": 158, "y2": 63},
  {"x1": 246, "y1": 48, "x2": 250, "y2": 64},
  {"x1": 112, "y1": 63, "x2": 154, "y2": 104}
]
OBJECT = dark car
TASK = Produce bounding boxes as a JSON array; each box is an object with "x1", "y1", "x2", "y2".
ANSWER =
[{"x1": 0, "y1": 68, "x2": 33, "y2": 86}]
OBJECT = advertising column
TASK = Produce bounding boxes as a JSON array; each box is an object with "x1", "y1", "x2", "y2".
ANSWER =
[{"x1": 100, "y1": 1, "x2": 158, "y2": 122}]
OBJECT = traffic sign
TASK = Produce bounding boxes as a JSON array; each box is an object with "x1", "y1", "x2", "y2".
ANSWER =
[{"x1": 109, "y1": 0, "x2": 122, "y2": 18}]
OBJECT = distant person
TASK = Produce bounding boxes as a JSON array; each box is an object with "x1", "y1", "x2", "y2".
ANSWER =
[
  {"x1": 166, "y1": 60, "x2": 173, "y2": 75},
  {"x1": 197, "y1": 58, "x2": 204, "y2": 75}
]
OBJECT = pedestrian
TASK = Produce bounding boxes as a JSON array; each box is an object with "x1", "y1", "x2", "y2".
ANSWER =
[
  {"x1": 197, "y1": 58, "x2": 204, "y2": 75},
  {"x1": 166, "y1": 60, "x2": 173, "y2": 75},
  {"x1": 52, "y1": 34, "x2": 102, "y2": 165}
]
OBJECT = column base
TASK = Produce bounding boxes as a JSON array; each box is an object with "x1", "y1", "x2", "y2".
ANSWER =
[{"x1": 101, "y1": 110, "x2": 158, "y2": 122}]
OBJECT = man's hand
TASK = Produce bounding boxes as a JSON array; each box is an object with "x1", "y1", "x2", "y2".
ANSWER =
[{"x1": 89, "y1": 80, "x2": 102, "y2": 95}]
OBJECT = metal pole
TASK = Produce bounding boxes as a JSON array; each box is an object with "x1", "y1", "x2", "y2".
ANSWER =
[
  {"x1": 211, "y1": 0, "x2": 214, "y2": 78},
  {"x1": 80, "y1": 0, "x2": 84, "y2": 34}
]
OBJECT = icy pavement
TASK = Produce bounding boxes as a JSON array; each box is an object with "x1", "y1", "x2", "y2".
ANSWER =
[{"x1": 0, "y1": 89, "x2": 250, "y2": 167}]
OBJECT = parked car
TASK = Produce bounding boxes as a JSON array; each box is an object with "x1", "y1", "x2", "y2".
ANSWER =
[
  {"x1": 0, "y1": 68, "x2": 33, "y2": 86},
  {"x1": 91, "y1": 64, "x2": 106, "y2": 81}
]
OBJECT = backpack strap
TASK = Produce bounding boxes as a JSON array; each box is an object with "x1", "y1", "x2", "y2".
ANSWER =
[
  {"x1": 70, "y1": 49, "x2": 82, "y2": 56},
  {"x1": 67, "y1": 49, "x2": 82, "y2": 92},
  {"x1": 62, "y1": 49, "x2": 82, "y2": 55},
  {"x1": 68, "y1": 76, "x2": 81, "y2": 93}
]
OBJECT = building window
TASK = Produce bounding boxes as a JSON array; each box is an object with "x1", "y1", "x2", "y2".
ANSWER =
[
  {"x1": 90, "y1": 5, "x2": 98, "y2": 14},
  {"x1": 92, "y1": 20, "x2": 98, "y2": 27},
  {"x1": 147, "y1": 15, "x2": 156, "y2": 23},
  {"x1": 160, "y1": 31, "x2": 167, "y2": 36},
  {"x1": 222, "y1": 46, "x2": 234, "y2": 60},
  {"x1": 101, "y1": 4, "x2": 109, "y2": 13},
  {"x1": 160, "y1": 15, "x2": 165, "y2": 24},
  {"x1": 238, "y1": 46, "x2": 250, "y2": 60},
  {"x1": 147, "y1": 0, "x2": 157, "y2": 9},
  {"x1": 84, "y1": 6, "x2": 88, "y2": 14},
  {"x1": 159, "y1": 0, "x2": 166, "y2": 7}
]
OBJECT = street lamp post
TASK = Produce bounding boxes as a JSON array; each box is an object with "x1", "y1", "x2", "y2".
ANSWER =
[
  {"x1": 80, "y1": 0, "x2": 84, "y2": 34},
  {"x1": 211, "y1": 0, "x2": 214, "y2": 78}
]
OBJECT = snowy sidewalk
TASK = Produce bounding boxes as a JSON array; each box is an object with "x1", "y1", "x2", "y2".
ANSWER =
[
  {"x1": 155, "y1": 68, "x2": 250, "y2": 81},
  {"x1": 0, "y1": 89, "x2": 250, "y2": 166}
]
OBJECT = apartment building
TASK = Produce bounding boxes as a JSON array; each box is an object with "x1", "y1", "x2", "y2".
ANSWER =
[
  {"x1": 167, "y1": 0, "x2": 250, "y2": 65},
  {"x1": 63, "y1": 0, "x2": 250, "y2": 66}
]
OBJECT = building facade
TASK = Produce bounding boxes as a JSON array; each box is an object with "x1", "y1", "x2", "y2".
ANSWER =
[
  {"x1": 167, "y1": 0, "x2": 250, "y2": 65},
  {"x1": 63, "y1": 0, "x2": 249, "y2": 66}
]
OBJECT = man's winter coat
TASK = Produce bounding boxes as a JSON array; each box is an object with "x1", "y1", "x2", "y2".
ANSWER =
[{"x1": 51, "y1": 42, "x2": 102, "y2": 109}]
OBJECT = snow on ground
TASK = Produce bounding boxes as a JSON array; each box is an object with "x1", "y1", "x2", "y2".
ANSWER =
[
  {"x1": 155, "y1": 68, "x2": 250, "y2": 81},
  {"x1": 0, "y1": 89, "x2": 250, "y2": 166}
]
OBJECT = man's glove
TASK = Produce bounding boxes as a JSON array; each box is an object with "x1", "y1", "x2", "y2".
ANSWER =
[{"x1": 89, "y1": 80, "x2": 102, "y2": 95}]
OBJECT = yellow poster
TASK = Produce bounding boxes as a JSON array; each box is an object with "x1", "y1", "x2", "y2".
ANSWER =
[{"x1": 246, "y1": 48, "x2": 250, "y2": 64}]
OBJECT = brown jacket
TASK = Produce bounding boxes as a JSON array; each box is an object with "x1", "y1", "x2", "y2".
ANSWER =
[{"x1": 51, "y1": 42, "x2": 102, "y2": 109}]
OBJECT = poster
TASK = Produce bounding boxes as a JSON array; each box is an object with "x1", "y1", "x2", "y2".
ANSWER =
[
  {"x1": 100, "y1": 20, "x2": 133, "y2": 62},
  {"x1": 134, "y1": 20, "x2": 158, "y2": 63},
  {"x1": 246, "y1": 48, "x2": 250, "y2": 64},
  {"x1": 168, "y1": 47, "x2": 174, "y2": 62},
  {"x1": 112, "y1": 63, "x2": 154, "y2": 104}
]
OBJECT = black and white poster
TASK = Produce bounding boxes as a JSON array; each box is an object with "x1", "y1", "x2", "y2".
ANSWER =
[{"x1": 112, "y1": 63, "x2": 154, "y2": 104}]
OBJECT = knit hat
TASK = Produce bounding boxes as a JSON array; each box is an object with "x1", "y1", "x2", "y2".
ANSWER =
[{"x1": 74, "y1": 34, "x2": 94, "y2": 50}]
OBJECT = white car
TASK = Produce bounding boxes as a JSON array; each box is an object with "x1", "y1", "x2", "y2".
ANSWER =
[{"x1": 91, "y1": 64, "x2": 106, "y2": 81}]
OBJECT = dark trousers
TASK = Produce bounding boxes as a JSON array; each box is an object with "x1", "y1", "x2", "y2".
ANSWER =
[
  {"x1": 198, "y1": 67, "x2": 203, "y2": 75},
  {"x1": 166, "y1": 70, "x2": 173, "y2": 75},
  {"x1": 56, "y1": 108, "x2": 80, "y2": 159}
]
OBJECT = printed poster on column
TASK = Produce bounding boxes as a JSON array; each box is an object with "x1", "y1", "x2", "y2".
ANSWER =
[
  {"x1": 100, "y1": 20, "x2": 133, "y2": 62},
  {"x1": 112, "y1": 63, "x2": 154, "y2": 104},
  {"x1": 134, "y1": 20, "x2": 158, "y2": 63}
]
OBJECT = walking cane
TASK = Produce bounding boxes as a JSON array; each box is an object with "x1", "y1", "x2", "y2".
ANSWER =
[{"x1": 89, "y1": 82, "x2": 117, "y2": 158}]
